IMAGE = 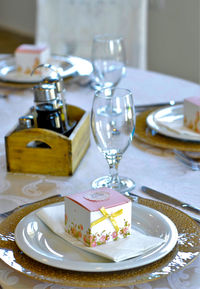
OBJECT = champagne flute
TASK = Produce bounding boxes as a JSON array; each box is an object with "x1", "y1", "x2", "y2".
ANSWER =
[
  {"x1": 91, "y1": 34, "x2": 126, "y2": 90},
  {"x1": 91, "y1": 87, "x2": 136, "y2": 193}
]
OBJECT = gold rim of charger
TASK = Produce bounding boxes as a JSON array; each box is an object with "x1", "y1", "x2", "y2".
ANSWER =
[{"x1": 135, "y1": 110, "x2": 200, "y2": 152}]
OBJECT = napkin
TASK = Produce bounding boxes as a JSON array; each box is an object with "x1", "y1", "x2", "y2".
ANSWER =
[
  {"x1": 154, "y1": 116, "x2": 200, "y2": 137},
  {"x1": 36, "y1": 203, "x2": 165, "y2": 262}
]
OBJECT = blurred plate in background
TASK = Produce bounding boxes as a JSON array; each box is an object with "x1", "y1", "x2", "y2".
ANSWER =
[{"x1": 0, "y1": 54, "x2": 93, "y2": 87}]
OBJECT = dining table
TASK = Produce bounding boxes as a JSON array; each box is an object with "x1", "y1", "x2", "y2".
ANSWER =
[{"x1": 0, "y1": 57, "x2": 199, "y2": 289}]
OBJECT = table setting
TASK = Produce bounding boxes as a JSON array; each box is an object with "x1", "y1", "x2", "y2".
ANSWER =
[{"x1": 0, "y1": 36, "x2": 199, "y2": 289}]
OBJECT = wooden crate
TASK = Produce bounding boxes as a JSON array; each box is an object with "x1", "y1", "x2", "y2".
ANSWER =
[{"x1": 5, "y1": 105, "x2": 90, "y2": 176}]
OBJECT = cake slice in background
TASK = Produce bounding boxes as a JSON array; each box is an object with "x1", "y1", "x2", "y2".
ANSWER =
[
  {"x1": 15, "y1": 44, "x2": 50, "y2": 75},
  {"x1": 184, "y1": 96, "x2": 200, "y2": 133}
]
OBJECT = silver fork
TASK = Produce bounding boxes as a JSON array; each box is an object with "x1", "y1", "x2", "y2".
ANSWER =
[
  {"x1": 0, "y1": 194, "x2": 62, "y2": 218},
  {"x1": 173, "y1": 150, "x2": 200, "y2": 171}
]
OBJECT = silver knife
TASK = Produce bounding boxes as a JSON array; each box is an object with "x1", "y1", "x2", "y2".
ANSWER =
[
  {"x1": 135, "y1": 100, "x2": 183, "y2": 112},
  {"x1": 141, "y1": 186, "x2": 200, "y2": 215},
  {"x1": 126, "y1": 191, "x2": 200, "y2": 224}
]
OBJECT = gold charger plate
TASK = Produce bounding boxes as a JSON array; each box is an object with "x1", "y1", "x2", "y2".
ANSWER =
[
  {"x1": 0, "y1": 196, "x2": 199, "y2": 287},
  {"x1": 135, "y1": 110, "x2": 200, "y2": 152}
]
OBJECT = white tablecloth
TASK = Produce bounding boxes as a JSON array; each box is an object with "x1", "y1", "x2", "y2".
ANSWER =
[{"x1": 0, "y1": 67, "x2": 200, "y2": 289}]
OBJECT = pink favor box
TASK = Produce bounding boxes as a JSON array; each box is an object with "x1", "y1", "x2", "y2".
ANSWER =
[
  {"x1": 64, "y1": 188, "x2": 132, "y2": 247},
  {"x1": 15, "y1": 44, "x2": 50, "y2": 75},
  {"x1": 184, "y1": 96, "x2": 200, "y2": 133}
]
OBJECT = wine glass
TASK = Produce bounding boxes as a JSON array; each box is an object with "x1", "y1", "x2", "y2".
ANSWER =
[
  {"x1": 91, "y1": 87, "x2": 136, "y2": 193},
  {"x1": 91, "y1": 34, "x2": 126, "y2": 90}
]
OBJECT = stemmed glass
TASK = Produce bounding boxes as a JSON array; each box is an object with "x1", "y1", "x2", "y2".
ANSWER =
[
  {"x1": 91, "y1": 34, "x2": 126, "y2": 90},
  {"x1": 91, "y1": 87, "x2": 136, "y2": 193}
]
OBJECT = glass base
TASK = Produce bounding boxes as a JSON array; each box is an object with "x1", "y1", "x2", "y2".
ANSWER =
[
  {"x1": 90, "y1": 81, "x2": 114, "y2": 91},
  {"x1": 91, "y1": 175, "x2": 136, "y2": 194}
]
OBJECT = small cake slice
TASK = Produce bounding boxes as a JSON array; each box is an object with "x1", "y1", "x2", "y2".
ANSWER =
[
  {"x1": 65, "y1": 188, "x2": 132, "y2": 247},
  {"x1": 15, "y1": 44, "x2": 50, "y2": 74},
  {"x1": 184, "y1": 96, "x2": 200, "y2": 133}
]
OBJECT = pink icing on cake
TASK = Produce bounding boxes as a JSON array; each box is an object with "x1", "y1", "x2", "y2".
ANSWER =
[
  {"x1": 15, "y1": 44, "x2": 48, "y2": 54},
  {"x1": 185, "y1": 96, "x2": 200, "y2": 106},
  {"x1": 66, "y1": 188, "x2": 130, "y2": 212}
]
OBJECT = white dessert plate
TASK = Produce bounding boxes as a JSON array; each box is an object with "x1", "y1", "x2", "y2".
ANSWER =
[
  {"x1": 147, "y1": 105, "x2": 200, "y2": 142},
  {"x1": 14, "y1": 201, "x2": 178, "y2": 272},
  {"x1": 0, "y1": 54, "x2": 93, "y2": 84}
]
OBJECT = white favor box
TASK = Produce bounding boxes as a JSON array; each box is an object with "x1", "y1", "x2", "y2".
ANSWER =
[
  {"x1": 65, "y1": 188, "x2": 132, "y2": 247},
  {"x1": 15, "y1": 44, "x2": 50, "y2": 74},
  {"x1": 184, "y1": 96, "x2": 200, "y2": 133}
]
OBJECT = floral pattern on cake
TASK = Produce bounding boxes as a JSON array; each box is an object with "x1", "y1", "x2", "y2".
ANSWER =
[
  {"x1": 186, "y1": 111, "x2": 200, "y2": 133},
  {"x1": 66, "y1": 219, "x2": 130, "y2": 247},
  {"x1": 67, "y1": 221, "x2": 84, "y2": 239},
  {"x1": 194, "y1": 111, "x2": 200, "y2": 133}
]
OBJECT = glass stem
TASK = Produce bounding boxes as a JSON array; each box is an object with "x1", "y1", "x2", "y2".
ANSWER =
[{"x1": 106, "y1": 155, "x2": 122, "y2": 186}]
